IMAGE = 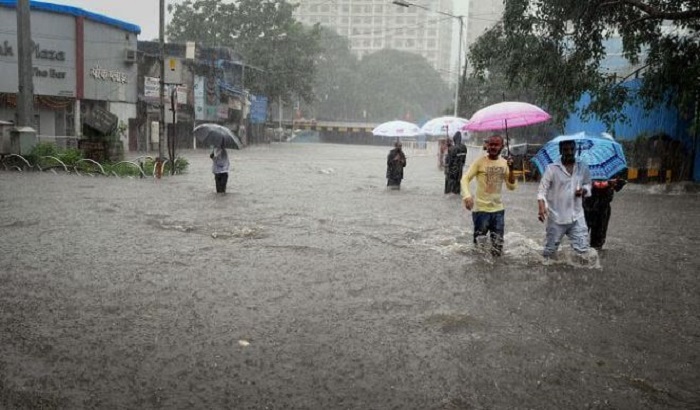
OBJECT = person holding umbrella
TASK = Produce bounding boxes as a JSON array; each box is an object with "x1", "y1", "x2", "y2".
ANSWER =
[
  {"x1": 583, "y1": 174, "x2": 627, "y2": 250},
  {"x1": 386, "y1": 139, "x2": 407, "y2": 190},
  {"x1": 537, "y1": 139, "x2": 592, "y2": 258},
  {"x1": 461, "y1": 134, "x2": 517, "y2": 257},
  {"x1": 210, "y1": 140, "x2": 230, "y2": 194}
]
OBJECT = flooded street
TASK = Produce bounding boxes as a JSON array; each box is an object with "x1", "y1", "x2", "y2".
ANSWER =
[{"x1": 1, "y1": 143, "x2": 699, "y2": 409}]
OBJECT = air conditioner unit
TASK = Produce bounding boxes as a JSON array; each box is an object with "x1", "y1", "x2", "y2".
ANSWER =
[{"x1": 124, "y1": 49, "x2": 137, "y2": 63}]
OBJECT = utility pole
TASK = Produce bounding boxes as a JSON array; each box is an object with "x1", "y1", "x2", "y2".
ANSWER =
[
  {"x1": 454, "y1": 16, "x2": 464, "y2": 117},
  {"x1": 16, "y1": 0, "x2": 33, "y2": 127},
  {"x1": 158, "y1": 0, "x2": 165, "y2": 160}
]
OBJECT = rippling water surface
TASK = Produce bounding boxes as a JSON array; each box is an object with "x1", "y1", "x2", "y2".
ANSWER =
[{"x1": 0, "y1": 143, "x2": 699, "y2": 408}]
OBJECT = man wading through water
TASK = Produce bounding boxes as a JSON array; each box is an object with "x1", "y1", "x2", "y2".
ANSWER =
[
  {"x1": 537, "y1": 139, "x2": 592, "y2": 258},
  {"x1": 461, "y1": 135, "x2": 517, "y2": 256}
]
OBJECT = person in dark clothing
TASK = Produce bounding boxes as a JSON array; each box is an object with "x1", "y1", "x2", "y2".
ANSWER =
[
  {"x1": 386, "y1": 140, "x2": 407, "y2": 190},
  {"x1": 583, "y1": 176, "x2": 626, "y2": 249},
  {"x1": 444, "y1": 131, "x2": 468, "y2": 194}
]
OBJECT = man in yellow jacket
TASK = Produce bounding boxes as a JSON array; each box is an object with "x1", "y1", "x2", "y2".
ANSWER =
[{"x1": 461, "y1": 134, "x2": 517, "y2": 256}]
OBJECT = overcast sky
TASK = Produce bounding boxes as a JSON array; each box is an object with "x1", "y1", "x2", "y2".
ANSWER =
[{"x1": 53, "y1": 0, "x2": 469, "y2": 42}]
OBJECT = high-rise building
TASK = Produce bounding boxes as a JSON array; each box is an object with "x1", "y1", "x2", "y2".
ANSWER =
[
  {"x1": 465, "y1": 0, "x2": 504, "y2": 60},
  {"x1": 291, "y1": 0, "x2": 455, "y2": 84}
]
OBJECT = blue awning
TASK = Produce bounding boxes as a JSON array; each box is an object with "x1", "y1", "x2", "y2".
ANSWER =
[{"x1": 0, "y1": 0, "x2": 141, "y2": 34}]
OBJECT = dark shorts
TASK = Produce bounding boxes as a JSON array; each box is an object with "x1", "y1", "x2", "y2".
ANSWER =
[{"x1": 472, "y1": 210, "x2": 505, "y2": 256}]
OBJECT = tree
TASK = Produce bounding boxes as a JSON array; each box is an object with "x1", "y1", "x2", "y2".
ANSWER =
[
  {"x1": 307, "y1": 27, "x2": 362, "y2": 121},
  {"x1": 468, "y1": 0, "x2": 700, "y2": 128},
  {"x1": 355, "y1": 49, "x2": 452, "y2": 122},
  {"x1": 167, "y1": 0, "x2": 321, "y2": 105}
]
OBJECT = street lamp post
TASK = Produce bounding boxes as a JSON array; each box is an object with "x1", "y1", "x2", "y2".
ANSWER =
[{"x1": 393, "y1": 0, "x2": 464, "y2": 117}]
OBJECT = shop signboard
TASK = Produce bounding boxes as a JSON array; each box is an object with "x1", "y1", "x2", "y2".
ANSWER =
[
  {"x1": 83, "y1": 106, "x2": 118, "y2": 135},
  {"x1": 250, "y1": 95, "x2": 268, "y2": 124}
]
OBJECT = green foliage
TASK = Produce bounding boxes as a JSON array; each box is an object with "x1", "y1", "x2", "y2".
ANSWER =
[
  {"x1": 103, "y1": 162, "x2": 143, "y2": 177},
  {"x1": 18, "y1": 142, "x2": 189, "y2": 177},
  {"x1": 142, "y1": 156, "x2": 189, "y2": 176},
  {"x1": 173, "y1": 156, "x2": 189, "y2": 174},
  {"x1": 306, "y1": 30, "x2": 452, "y2": 123},
  {"x1": 30, "y1": 142, "x2": 58, "y2": 157},
  {"x1": 306, "y1": 27, "x2": 361, "y2": 121},
  {"x1": 355, "y1": 49, "x2": 451, "y2": 122},
  {"x1": 468, "y1": 0, "x2": 700, "y2": 128},
  {"x1": 58, "y1": 148, "x2": 83, "y2": 167},
  {"x1": 168, "y1": 0, "x2": 321, "y2": 105}
]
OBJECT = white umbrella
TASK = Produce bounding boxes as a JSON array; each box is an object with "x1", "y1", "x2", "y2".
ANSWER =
[
  {"x1": 372, "y1": 120, "x2": 422, "y2": 138},
  {"x1": 420, "y1": 116, "x2": 469, "y2": 138}
]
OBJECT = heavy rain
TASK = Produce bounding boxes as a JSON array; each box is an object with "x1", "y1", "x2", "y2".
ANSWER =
[{"x1": 1, "y1": 0, "x2": 700, "y2": 408}]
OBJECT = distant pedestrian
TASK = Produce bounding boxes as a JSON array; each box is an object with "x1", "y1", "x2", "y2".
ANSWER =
[
  {"x1": 386, "y1": 140, "x2": 407, "y2": 190},
  {"x1": 444, "y1": 131, "x2": 468, "y2": 194},
  {"x1": 210, "y1": 141, "x2": 230, "y2": 194},
  {"x1": 461, "y1": 134, "x2": 517, "y2": 256},
  {"x1": 583, "y1": 176, "x2": 626, "y2": 249},
  {"x1": 537, "y1": 139, "x2": 592, "y2": 258}
]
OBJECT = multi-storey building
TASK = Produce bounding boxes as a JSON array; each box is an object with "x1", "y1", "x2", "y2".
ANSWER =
[
  {"x1": 0, "y1": 0, "x2": 139, "y2": 153},
  {"x1": 464, "y1": 0, "x2": 503, "y2": 68},
  {"x1": 292, "y1": 0, "x2": 455, "y2": 84}
]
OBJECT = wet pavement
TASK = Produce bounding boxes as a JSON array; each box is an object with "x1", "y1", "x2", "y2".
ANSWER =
[{"x1": 1, "y1": 143, "x2": 699, "y2": 409}]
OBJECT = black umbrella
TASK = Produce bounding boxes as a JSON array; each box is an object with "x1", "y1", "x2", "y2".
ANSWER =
[{"x1": 193, "y1": 123, "x2": 242, "y2": 149}]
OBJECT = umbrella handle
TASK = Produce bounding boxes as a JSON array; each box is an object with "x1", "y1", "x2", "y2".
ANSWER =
[{"x1": 504, "y1": 120, "x2": 510, "y2": 155}]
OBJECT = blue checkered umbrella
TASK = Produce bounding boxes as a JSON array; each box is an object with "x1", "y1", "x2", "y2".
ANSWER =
[{"x1": 531, "y1": 132, "x2": 627, "y2": 180}]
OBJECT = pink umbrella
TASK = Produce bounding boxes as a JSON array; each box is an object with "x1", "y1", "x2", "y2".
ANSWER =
[{"x1": 462, "y1": 101, "x2": 551, "y2": 152}]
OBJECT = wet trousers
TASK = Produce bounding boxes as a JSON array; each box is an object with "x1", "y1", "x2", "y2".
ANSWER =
[
  {"x1": 472, "y1": 210, "x2": 505, "y2": 256},
  {"x1": 214, "y1": 172, "x2": 229, "y2": 193},
  {"x1": 543, "y1": 217, "x2": 589, "y2": 258},
  {"x1": 584, "y1": 204, "x2": 611, "y2": 249},
  {"x1": 387, "y1": 178, "x2": 402, "y2": 190},
  {"x1": 444, "y1": 170, "x2": 462, "y2": 194}
]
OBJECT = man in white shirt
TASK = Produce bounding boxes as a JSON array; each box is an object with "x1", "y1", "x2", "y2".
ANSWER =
[{"x1": 537, "y1": 139, "x2": 592, "y2": 258}]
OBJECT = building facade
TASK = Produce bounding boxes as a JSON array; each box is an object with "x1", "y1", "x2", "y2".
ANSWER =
[
  {"x1": 0, "y1": 0, "x2": 139, "y2": 151},
  {"x1": 292, "y1": 0, "x2": 454, "y2": 83},
  {"x1": 135, "y1": 42, "x2": 252, "y2": 151},
  {"x1": 464, "y1": 0, "x2": 503, "y2": 59}
]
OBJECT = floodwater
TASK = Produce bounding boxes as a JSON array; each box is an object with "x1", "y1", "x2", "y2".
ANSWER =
[{"x1": 0, "y1": 143, "x2": 699, "y2": 409}]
